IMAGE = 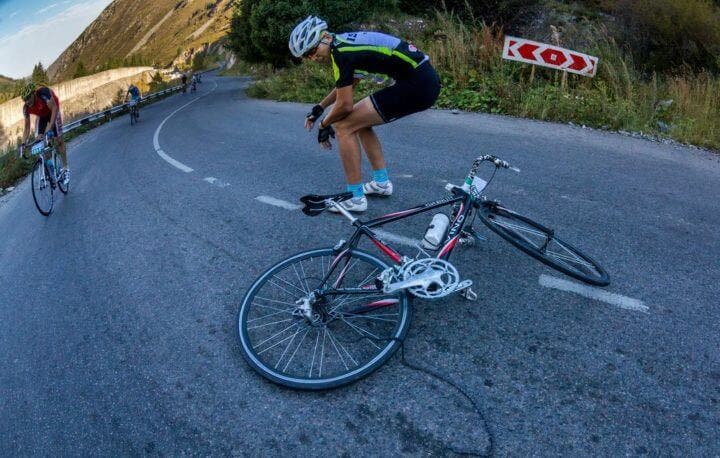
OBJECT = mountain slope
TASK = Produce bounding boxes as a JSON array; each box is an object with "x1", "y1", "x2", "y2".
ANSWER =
[{"x1": 49, "y1": 0, "x2": 234, "y2": 82}]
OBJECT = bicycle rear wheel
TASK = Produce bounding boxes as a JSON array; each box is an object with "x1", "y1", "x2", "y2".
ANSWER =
[
  {"x1": 31, "y1": 159, "x2": 53, "y2": 216},
  {"x1": 479, "y1": 202, "x2": 610, "y2": 286},
  {"x1": 238, "y1": 248, "x2": 411, "y2": 390},
  {"x1": 130, "y1": 107, "x2": 136, "y2": 125}
]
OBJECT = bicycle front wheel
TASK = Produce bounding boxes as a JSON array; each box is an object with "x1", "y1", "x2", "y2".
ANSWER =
[
  {"x1": 31, "y1": 159, "x2": 53, "y2": 216},
  {"x1": 238, "y1": 248, "x2": 411, "y2": 390},
  {"x1": 479, "y1": 202, "x2": 610, "y2": 286}
]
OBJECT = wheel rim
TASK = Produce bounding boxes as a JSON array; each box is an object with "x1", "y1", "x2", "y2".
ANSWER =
[
  {"x1": 484, "y1": 207, "x2": 608, "y2": 284},
  {"x1": 239, "y1": 249, "x2": 409, "y2": 387},
  {"x1": 32, "y1": 162, "x2": 53, "y2": 214}
]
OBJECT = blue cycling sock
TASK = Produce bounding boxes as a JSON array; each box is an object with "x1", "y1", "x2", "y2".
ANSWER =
[
  {"x1": 372, "y1": 168, "x2": 389, "y2": 184},
  {"x1": 347, "y1": 183, "x2": 364, "y2": 198}
]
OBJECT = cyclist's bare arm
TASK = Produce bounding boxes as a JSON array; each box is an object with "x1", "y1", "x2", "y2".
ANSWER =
[
  {"x1": 21, "y1": 116, "x2": 31, "y2": 145},
  {"x1": 45, "y1": 98, "x2": 59, "y2": 136},
  {"x1": 320, "y1": 84, "x2": 354, "y2": 126}
]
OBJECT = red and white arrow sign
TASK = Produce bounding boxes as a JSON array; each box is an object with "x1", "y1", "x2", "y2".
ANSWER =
[{"x1": 502, "y1": 36, "x2": 599, "y2": 77}]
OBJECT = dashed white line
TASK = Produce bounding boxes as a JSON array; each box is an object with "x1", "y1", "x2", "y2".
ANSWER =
[
  {"x1": 539, "y1": 274, "x2": 649, "y2": 313},
  {"x1": 255, "y1": 195, "x2": 303, "y2": 210},
  {"x1": 397, "y1": 174, "x2": 414, "y2": 179},
  {"x1": 152, "y1": 80, "x2": 218, "y2": 173},
  {"x1": 254, "y1": 195, "x2": 423, "y2": 247},
  {"x1": 204, "y1": 177, "x2": 230, "y2": 188}
]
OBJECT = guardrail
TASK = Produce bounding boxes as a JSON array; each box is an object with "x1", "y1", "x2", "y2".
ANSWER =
[
  {"x1": 62, "y1": 85, "x2": 181, "y2": 135},
  {"x1": 60, "y1": 66, "x2": 219, "y2": 136}
]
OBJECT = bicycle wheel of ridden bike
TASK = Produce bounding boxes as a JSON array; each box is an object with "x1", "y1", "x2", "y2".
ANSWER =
[
  {"x1": 478, "y1": 202, "x2": 610, "y2": 286},
  {"x1": 31, "y1": 159, "x2": 53, "y2": 216},
  {"x1": 57, "y1": 161, "x2": 68, "y2": 195},
  {"x1": 238, "y1": 248, "x2": 411, "y2": 390},
  {"x1": 130, "y1": 107, "x2": 135, "y2": 125}
]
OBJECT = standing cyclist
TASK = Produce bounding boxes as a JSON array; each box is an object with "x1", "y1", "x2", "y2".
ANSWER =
[
  {"x1": 290, "y1": 16, "x2": 441, "y2": 212},
  {"x1": 126, "y1": 84, "x2": 141, "y2": 117},
  {"x1": 19, "y1": 82, "x2": 69, "y2": 185}
]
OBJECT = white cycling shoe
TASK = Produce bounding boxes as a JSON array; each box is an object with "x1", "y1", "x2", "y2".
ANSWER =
[
  {"x1": 328, "y1": 196, "x2": 367, "y2": 213},
  {"x1": 363, "y1": 180, "x2": 393, "y2": 197}
]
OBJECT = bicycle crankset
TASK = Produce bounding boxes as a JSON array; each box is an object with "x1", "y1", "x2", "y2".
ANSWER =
[{"x1": 381, "y1": 258, "x2": 473, "y2": 300}]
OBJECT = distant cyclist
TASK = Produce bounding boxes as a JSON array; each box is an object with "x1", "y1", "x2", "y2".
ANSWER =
[
  {"x1": 181, "y1": 73, "x2": 188, "y2": 93},
  {"x1": 19, "y1": 82, "x2": 69, "y2": 185},
  {"x1": 190, "y1": 74, "x2": 197, "y2": 92},
  {"x1": 125, "y1": 84, "x2": 141, "y2": 117},
  {"x1": 290, "y1": 16, "x2": 440, "y2": 212}
]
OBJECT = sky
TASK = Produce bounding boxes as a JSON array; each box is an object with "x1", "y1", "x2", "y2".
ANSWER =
[{"x1": 0, "y1": 0, "x2": 113, "y2": 79}]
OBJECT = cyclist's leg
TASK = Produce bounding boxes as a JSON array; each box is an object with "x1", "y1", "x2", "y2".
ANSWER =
[
  {"x1": 333, "y1": 98, "x2": 384, "y2": 184},
  {"x1": 357, "y1": 127, "x2": 385, "y2": 171},
  {"x1": 53, "y1": 114, "x2": 67, "y2": 170}
]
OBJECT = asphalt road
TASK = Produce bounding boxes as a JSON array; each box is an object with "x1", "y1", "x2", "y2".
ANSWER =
[{"x1": 1, "y1": 73, "x2": 719, "y2": 455}]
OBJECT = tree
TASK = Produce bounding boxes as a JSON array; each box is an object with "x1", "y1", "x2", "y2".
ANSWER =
[
  {"x1": 228, "y1": 0, "x2": 396, "y2": 67},
  {"x1": 31, "y1": 62, "x2": 49, "y2": 85},
  {"x1": 73, "y1": 61, "x2": 89, "y2": 79}
]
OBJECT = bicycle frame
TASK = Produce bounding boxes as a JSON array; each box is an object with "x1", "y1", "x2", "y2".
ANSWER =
[{"x1": 317, "y1": 187, "x2": 479, "y2": 296}]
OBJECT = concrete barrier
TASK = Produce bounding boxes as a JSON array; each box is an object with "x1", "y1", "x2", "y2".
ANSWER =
[{"x1": 0, "y1": 67, "x2": 154, "y2": 147}]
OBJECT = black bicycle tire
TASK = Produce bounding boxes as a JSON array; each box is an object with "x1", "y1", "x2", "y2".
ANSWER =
[
  {"x1": 57, "y1": 156, "x2": 69, "y2": 195},
  {"x1": 479, "y1": 203, "x2": 610, "y2": 286},
  {"x1": 238, "y1": 248, "x2": 411, "y2": 390},
  {"x1": 130, "y1": 107, "x2": 135, "y2": 125},
  {"x1": 31, "y1": 159, "x2": 53, "y2": 216}
]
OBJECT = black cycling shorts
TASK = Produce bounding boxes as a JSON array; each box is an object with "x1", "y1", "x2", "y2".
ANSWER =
[
  {"x1": 37, "y1": 113, "x2": 63, "y2": 138},
  {"x1": 369, "y1": 62, "x2": 441, "y2": 123}
]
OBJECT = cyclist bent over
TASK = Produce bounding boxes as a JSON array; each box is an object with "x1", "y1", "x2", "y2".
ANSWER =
[
  {"x1": 289, "y1": 16, "x2": 441, "y2": 212},
  {"x1": 126, "y1": 84, "x2": 141, "y2": 117},
  {"x1": 19, "y1": 82, "x2": 69, "y2": 185}
]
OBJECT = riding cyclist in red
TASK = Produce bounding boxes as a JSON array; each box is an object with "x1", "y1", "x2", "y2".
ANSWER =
[
  {"x1": 290, "y1": 16, "x2": 441, "y2": 213},
  {"x1": 19, "y1": 82, "x2": 69, "y2": 185}
]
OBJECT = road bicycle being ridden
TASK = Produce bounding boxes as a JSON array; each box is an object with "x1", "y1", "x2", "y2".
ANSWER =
[
  {"x1": 19, "y1": 133, "x2": 68, "y2": 216},
  {"x1": 237, "y1": 155, "x2": 610, "y2": 390},
  {"x1": 128, "y1": 99, "x2": 140, "y2": 125}
]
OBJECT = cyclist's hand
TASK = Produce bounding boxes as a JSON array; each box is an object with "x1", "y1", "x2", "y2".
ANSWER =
[
  {"x1": 305, "y1": 104, "x2": 324, "y2": 131},
  {"x1": 318, "y1": 124, "x2": 335, "y2": 149}
]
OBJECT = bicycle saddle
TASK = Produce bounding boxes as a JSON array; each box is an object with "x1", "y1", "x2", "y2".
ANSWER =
[{"x1": 300, "y1": 192, "x2": 353, "y2": 216}]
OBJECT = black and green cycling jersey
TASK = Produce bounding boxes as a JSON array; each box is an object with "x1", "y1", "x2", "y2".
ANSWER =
[{"x1": 330, "y1": 31, "x2": 430, "y2": 88}]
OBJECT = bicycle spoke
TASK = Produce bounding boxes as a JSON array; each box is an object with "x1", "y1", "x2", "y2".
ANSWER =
[
  {"x1": 337, "y1": 317, "x2": 382, "y2": 350},
  {"x1": 247, "y1": 308, "x2": 294, "y2": 323},
  {"x1": 275, "y1": 325, "x2": 303, "y2": 369},
  {"x1": 255, "y1": 322, "x2": 301, "y2": 354},
  {"x1": 283, "y1": 327, "x2": 311, "y2": 372},
  {"x1": 247, "y1": 317, "x2": 296, "y2": 331}
]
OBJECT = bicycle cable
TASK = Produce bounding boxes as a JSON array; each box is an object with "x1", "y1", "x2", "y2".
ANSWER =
[{"x1": 334, "y1": 325, "x2": 495, "y2": 456}]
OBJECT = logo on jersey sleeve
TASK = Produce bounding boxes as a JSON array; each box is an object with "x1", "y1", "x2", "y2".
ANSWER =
[{"x1": 408, "y1": 43, "x2": 418, "y2": 52}]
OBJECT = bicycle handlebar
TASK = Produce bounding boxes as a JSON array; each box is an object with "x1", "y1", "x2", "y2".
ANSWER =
[{"x1": 473, "y1": 155, "x2": 520, "y2": 173}]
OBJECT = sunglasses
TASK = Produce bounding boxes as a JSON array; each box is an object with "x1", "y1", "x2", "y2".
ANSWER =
[{"x1": 303, "y1": 41, "x2": 328, "y2": 58}]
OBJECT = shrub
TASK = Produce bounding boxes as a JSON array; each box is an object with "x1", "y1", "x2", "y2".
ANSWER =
[
  {"x1": 613, "y1": 0, "x2": 720, "y2": 73},
  {"x1": 228, "y1": 0, "x2": 397, "y2": 67}
]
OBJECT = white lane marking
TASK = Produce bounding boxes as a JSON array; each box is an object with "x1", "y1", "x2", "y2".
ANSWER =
[
  {"x1": 152, "y1": 80, "x2": 218, "y2": 173},
  {"x1": 255, "y1": 195, "x2": 303, "y2": 210},
  {"x1": 539, "y1": 274, "x2": 649, "y2": 313},
  {"x1": 397, "y1": 174, "x2": 414, "y2": 179},
  {"x1": 254, "y1": 196, "x2": 422, "y2": 248},
  {"x1": 374, "y1": 229, "x2": 421, "y2": 248},
  {"x1": 204, "y1": 177, "x2": 230, "y2": 188}
]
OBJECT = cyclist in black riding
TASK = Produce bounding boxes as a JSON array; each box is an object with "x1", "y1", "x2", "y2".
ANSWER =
[{"x1": 290, "y1": 16, "x2": 441, "y2": 213}]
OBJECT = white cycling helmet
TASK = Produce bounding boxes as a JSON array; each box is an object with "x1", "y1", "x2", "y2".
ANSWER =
[{"x1": 289, "y1": 15, "x2": 328, "y2": 58}]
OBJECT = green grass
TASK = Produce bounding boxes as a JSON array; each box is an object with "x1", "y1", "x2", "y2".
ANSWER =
[{"x1": 231, "y1": 13, "x2": 720, "y2": 151}]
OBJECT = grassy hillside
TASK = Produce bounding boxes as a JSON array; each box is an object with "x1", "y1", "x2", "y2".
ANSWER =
[
  {"x1": 49, "y1": 0, "x2": 234, "y2": 82},
  {"x1": 238, "y1": 8, "x2": 720, "y2": 150}
]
